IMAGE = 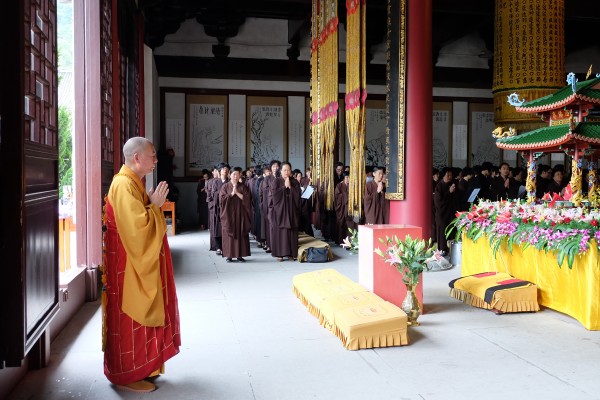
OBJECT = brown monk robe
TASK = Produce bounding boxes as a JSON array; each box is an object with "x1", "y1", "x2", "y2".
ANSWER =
[
  {"x1": 433, "y1": 167, "x2": 456, "y2": 254},
  {"x1": 253, "y1": 167, "x2": 268, "y2": 247},
  {"x1": 244, "y1": 169, "x2": 257, "y2": 237},
  {"x1": 197, "y1": 170, "x2": 210, "y2": 230},
  {"x1": 364, "y1": 167, "x2": 390, "y2": 224},
  {"x1": 206, "y1": 167, "x2": 219, "y2": 251},
  {"x1": 334, "y1": 173, "x2": 357, "y2": 244},
  {"x1": 270, "y1": 162, "x2": 301, "y2": 261},
  {"x1": 259, "y1": 160, "x2": 280, "y2": 252},
  {"x1": 220, "y1": 168, "x2": 252, "y2": 262},
  {"x1": 299, "y1": 184, "x2": 315, "y2": 237},
  {"x1": 208, "y1": 164, "x2": 230, "y2": 255}
]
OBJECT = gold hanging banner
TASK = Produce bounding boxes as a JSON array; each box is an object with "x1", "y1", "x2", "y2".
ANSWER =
[
  {"x1": 493, "y1": 0, "x2": 565, "y2": 127},
  {"x1": 310, "y1": 0, "x2": 338, "y2": 211},
  {"x1": 310, "y1": 1, "x2": 320, "y2": 180},
  {"x1": 345, "y1": 0, "x2": 367, "y2": 220}
]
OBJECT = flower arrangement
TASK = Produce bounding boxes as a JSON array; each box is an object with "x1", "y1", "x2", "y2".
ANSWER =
[
  {"x1": 447, "y1": 199, "x2": 600, "y2": 269},
  {"x1": 341, "y1": 228, "x2": 359, "y2": 254},
  {"x1": 374, "y1": 235, "x2": 437, "y2": 286}
]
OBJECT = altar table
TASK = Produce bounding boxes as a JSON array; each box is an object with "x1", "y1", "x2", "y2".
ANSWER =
[{"x1": 462, "y1": 236, "x2": 600, "y2": 330}]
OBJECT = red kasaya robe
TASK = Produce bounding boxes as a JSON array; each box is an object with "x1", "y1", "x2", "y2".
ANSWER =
[{"x1": 103, "y1": 165, "x2": 181, "y2": 385}]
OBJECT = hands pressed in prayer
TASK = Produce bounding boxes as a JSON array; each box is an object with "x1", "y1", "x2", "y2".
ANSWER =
[
  {"x1": 377, "y1": 181, "x2": 384, "y2": 193},
  {"x1": 285, "y1": 176, "x2": 291, "y2": 189},
  {"x1": 149, "y1": 181, "x2": 169, "y2": 207},
  {"x1": 449, "y1": 183, "x2": 456, "y2": 193}
]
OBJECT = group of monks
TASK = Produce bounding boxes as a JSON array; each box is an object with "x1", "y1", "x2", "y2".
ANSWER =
[
  {"x1": 432, "y1": 161, "x2": 570, "y2": 255},
  {"x1": 199, "y1": 161, "x2": 392, "y2": 262},
  {"x1": 203, "y1": 160, "x2": 302, "y2": 262}
]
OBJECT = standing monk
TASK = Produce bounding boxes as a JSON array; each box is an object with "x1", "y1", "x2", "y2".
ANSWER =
[
  {"x1": 253, "y1": 164, "x2": 270, "y2": 249},
  {"x1": 364, "y1": 166, "x2": 390, "y2": 224},
  {"x1": 334, "y1": 172, "x2": 356, "y2": 244},
  {"x1": 208, "y1": 163, "x2": 230, "y2": 255},
  {"x1": 206, "y1": 166, "x2": 219, "y2": 250},
  {"x1": 197, "y1": 169, "x2": 210, "y2": 230},
  {"x1": 270, "y1": 162, "x2": 301, "y2": 261},
  {"x1": 103, "y1": 137, "x2": 181, "y2": 393},
  {"x1": 220, "y1": 167, "x2": 252, "y2": 262},
  {"x1": 259, "y1": 160, "x2": 281, "y2": 253},
  {"x1": 433, "y1": 167, "x2": 456, "y2": 254}
]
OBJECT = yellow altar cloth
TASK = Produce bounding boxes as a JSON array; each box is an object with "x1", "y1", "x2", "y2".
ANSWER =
[{"x1": 462, "y1": 236, "x2": 600, "y2": 330}]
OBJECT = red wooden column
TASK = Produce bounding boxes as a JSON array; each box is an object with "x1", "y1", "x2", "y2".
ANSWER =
[{"x1": 389, "y1": 0, "x2": 433, "y2": 239}]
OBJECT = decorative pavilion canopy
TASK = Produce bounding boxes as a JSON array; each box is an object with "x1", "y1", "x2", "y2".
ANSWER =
[
  {"x1": 515, "y1": 76, "x2": 600, "y2": 113},
  {"x1": 496, "y1": 122, "x2": 600, "y2": 151}
]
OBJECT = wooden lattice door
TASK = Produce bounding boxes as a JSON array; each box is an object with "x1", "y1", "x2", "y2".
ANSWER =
[{"x1": 0, "y1": 0, "x2": 59, "y2": 367}]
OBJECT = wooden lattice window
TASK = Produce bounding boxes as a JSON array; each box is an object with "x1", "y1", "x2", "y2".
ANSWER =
[
  {"x1": 100, "y1": 0, "x2": 114, "y2": 163},
  {"x1": 24, "y1": 0, "x2": 58, "y2": 148}
]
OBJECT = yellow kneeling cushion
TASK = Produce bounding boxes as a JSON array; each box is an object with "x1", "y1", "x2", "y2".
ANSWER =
[
  {"x1": 449, "y1": 272, "x2": 540, "y2": 313},
  {"x1": 293, "y1": 269, "x2": 409, "y2": 350}
]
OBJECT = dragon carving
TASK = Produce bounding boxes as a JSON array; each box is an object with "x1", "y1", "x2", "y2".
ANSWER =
[{"x1": 492, "y1": 126, "x2": 517, "y2": 139}]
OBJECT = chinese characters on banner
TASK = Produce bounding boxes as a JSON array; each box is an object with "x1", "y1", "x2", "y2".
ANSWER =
[
  {"x1": 432, "y1": 109, "x2": 450, "y2": 169},
  {"x1": 471, "y1": 111, "x2": 499, "y2": 166},
  {"x1": 229, "y1": 120, "x2": 245, "y2": 158}
]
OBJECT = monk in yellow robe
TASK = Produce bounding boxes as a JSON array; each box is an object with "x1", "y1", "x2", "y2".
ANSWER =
[{"x1": 103, "y1": 137, "x2": 181, "y2": 393}]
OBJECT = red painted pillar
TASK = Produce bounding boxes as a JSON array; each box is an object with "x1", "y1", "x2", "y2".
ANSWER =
[{"x1": 389, "y1": 0, "x2": 433, "y2": 239}]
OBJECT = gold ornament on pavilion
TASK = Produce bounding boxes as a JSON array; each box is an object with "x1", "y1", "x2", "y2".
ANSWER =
[
  {"x1": 588, "y1": 165, "x2": 599, "y2": 206},
  {"x1": 525, "y1": 160, "x2": 537, "y2": 204},
  {"x1": 570, "y1": 160, "x2": 583, "y2": 207},
  {"x1": 491, "y1": 126, "x2": 517, "y2": 139}
]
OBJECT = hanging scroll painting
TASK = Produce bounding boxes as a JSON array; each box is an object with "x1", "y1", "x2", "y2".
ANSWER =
[
  {"x1": 365, "y1": 99, "x2": 386, "y2": 167},
  {"x1": 470, "y1": 103, "x2": 500, "y2": 166},
  {"x1": 247, "y1": 96, "x2": 287, "y2": 166},
  {"x1": 185, "y1": 95, "x2": 227, "y2": 176},
  {"x1": 432, "y1": 102, "x2": 452, "y2": 169}
]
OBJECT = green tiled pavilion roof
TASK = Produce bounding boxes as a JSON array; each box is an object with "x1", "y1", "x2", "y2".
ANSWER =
[
  {"x1": 496, "y1": 122, "x2": 600, "y2": 150},
  {"x1": 515, "y1": 77, "x2": 600, "y2": 112}
]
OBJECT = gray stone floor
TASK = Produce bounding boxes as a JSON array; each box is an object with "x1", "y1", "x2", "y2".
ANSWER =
[{"x1": 7, "y1": 230, "x2": 600, "y2": 400}]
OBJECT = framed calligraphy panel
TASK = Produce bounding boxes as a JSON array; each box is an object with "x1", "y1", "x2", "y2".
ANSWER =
[
  {"x1": 247, "y1": 96, "x2": 287, "y2": 166},
  {"x1": 470, "y1": 103, "x2": 500, "y2": 166},
  {"x1": 185, "y1": 95, "x2": 227, "y2": 176},
  {"x1": 432, "y1": 102, "x2": 452, "y2": 169},
  {"x1": 365, "y1": 99, "x2": 387, "y2": 167}
]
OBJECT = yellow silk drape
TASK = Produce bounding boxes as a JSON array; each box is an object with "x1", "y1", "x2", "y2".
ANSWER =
[
  {"x1": 310, "y1": 0, "x2": 338, "y2": 211},
  {"x1": 345, "y1": 0, "x2": 366, "y2": 220},
  {"x1": 462, "y1": 235, "x2": 600, "y2": 330}
]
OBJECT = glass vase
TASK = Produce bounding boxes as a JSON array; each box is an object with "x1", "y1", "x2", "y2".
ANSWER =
[{"x1": 402, "y1": 283, "x2": 421, "y2": 326}]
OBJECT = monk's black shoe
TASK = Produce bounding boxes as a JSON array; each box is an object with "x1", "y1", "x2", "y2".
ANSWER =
[
  {"x1": 226, "y1": 258, "x2": 232, "y2": 262},
  {"x1": 237, "y1": 257, "x2": 246, "y2": 262}
]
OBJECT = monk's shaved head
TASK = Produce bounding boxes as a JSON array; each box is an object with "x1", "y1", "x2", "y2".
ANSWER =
[{"x1": 123, "y1": 137, "x2": 152, "y2": 163}]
